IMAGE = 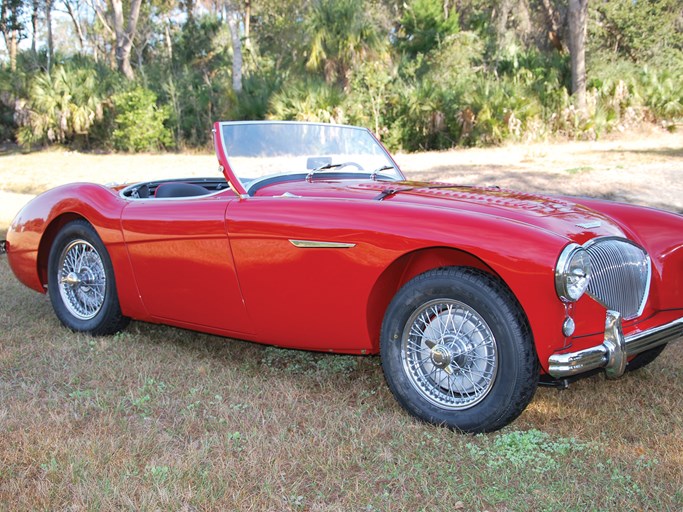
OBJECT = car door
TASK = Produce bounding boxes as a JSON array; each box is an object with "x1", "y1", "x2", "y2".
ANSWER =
[
  {"x1": 225, "y1": 196, "x2": 404, "y2": 352},
  {"x1": 121, "y1": 194, "x2": 253, "y2": 336}
]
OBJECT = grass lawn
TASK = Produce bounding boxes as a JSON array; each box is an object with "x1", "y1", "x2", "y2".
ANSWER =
[{"x1": 1, "y1": 132, "x2": 682, "y2": 510}]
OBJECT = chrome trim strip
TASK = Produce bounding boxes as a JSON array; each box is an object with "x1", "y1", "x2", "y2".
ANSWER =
[
  {"x1": 548, "y1": 312, "x2": 683, "y2": 379},
  {"x1": 289, "y1": 240, "x2": 356, "y2": 249}
]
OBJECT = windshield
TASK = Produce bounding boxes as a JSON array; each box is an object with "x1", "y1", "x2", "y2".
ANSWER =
[{"x1": 219, "y1": 122, "x2": 402, "y2": 191}]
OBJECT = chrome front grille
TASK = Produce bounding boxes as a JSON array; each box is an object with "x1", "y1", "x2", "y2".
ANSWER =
[{"x1": 585, "y1": 238, "x2": 651, "y2": 320}]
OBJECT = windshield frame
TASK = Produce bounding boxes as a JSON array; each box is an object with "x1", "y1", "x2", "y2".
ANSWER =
[{"x1": 214, "y1": 120, "x2": 405, "y2": 196}]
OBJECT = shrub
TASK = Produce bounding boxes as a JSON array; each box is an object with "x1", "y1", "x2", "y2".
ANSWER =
[{"x1": 112, "y1": 87, "x2": 173, "y2": 152}]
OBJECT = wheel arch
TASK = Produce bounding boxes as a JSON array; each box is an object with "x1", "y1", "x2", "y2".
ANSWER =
[
  {"x1": 365, "y1": 246, "x2": 532, "y2": 354},
  {"x1": 37, "y1": 212, "x2": 91, "y2": 287}
]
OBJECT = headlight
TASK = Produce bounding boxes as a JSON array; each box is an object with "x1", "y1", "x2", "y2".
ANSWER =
[{"x1": 555, "y1": 244, "x2": 591, "y2": 302}]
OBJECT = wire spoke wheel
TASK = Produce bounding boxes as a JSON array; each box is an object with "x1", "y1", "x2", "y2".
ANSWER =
[
  {"x1": 380, "y1": 267, "x2": 538, "y2": 433},
  {"x1": 402, "y1": 299, "x2": 498, "y2": 410},
  {"x1": 57, "y1": 239, "x2": 107, "y2": 320}
]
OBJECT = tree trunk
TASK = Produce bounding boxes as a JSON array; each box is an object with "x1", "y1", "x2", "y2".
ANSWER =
[
  {"x1": 1, "y1": 0, "x2": 20, "y2": 72},
  {"x1": 64, "y1": 0, "x2": 86, "y2": 51},
  {"x1": 46, "y1": 0, "x2": 54, "y2": 70},
  {"x1": 494, "y1": 0, "x2": 513, "y2": 51},
  {"x1": 568, "y1": 0, "x2": 588, "y2": 112},
  {"x1": 164, "y1": 19, "x2": 173, "y2": 60},
  {"x1": 225, "y1": 8, "x2": 243, "y2": 93},
  {"x1": 9, "y1": 29, "x2": 17, "y2": 71},
  {"x1": 110, "y1": 0, "x2": 143, "y2": 80},
  {"x1": 244, "y1": 0, "x2": 250, "y2": 41},
  {"x1": 31, "y1": 0, "x2": 38, "y2": 53}
]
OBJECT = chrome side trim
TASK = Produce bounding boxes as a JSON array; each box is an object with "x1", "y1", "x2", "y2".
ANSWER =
[
  {"x1": 548, "y1": 312, "x2": 683, "y2": 379},
  {"x1": 289, "y1": 240, "x2": 356, "y2": 249}
]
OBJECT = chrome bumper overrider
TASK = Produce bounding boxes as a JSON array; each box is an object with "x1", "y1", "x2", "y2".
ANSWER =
[{"x1": 548, "y1": 311, "x2": 683, "y2": 379}]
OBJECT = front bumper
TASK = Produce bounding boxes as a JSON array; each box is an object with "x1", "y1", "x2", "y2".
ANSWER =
[{"x1": 548, "y1": 311, "x2": 683, "y2": 379}]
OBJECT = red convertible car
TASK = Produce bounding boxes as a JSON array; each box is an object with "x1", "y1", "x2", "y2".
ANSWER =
[{"x1": 4, "y1": 121, "x2": 683, "y2": 433}]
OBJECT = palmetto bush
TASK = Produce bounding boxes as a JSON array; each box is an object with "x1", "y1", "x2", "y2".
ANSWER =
[
  {"x1": 16, "y1": 65, "x2": 109, "y2": 147},
  {"x1": 268, "y1": 80, "x2": 346, "y2": 124},
  {"x1": 638, "y1": 68, "x2": 683, "y2": 121}
]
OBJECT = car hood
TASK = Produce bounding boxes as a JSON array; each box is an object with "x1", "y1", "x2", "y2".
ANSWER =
[
  {"x1": 254, "y1": 178, "x2": 628, "y2": 243},
  {"x1": 358, "y1": 181, "x2": 626, "y2": 242}
]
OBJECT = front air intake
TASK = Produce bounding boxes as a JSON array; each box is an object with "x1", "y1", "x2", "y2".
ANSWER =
[{"x1": 585, "y1": 238, "x2": 651, "y2": 320}]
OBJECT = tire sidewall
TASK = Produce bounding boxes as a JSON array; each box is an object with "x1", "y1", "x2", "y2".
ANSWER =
[
  {"x1": 47, "y1": 221, "x2": 121, "y2": 334},
  {"x1": 381, "y1": 269, "x2": 536, "y2": 433}
]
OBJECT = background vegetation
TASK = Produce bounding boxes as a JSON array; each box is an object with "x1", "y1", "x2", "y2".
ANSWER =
[{"x1": 0, "y1": 0, "x2": 681, "y2": 152}]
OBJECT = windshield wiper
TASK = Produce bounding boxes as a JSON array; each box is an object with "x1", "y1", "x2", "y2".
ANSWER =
[
  {"x1": 306, "y1": 163, "x2": 342, "y2": 182},
  {"x1": 370, "y1": 165, "x2": 395, "y2": 181}
]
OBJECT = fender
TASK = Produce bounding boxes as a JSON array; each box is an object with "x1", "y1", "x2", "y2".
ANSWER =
[
  {"x1": 6, "y1": 183, "x2": 148, "y2": 319},
  {"x1": 563, "y1": 196, "x2": 683, "y2": 311}
]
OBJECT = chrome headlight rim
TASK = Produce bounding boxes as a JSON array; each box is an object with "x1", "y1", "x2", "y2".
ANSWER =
[{"x1": 555, "y1": 243, "x2": 591, "y2": 303}]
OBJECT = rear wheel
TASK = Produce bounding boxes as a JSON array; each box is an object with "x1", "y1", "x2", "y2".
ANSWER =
[
  {"x1": 47, "y1": 220, "x2": 129, "y2": 335},
  {"x1": 380, "y1": 267, "x2": 539, "y2": 433}
]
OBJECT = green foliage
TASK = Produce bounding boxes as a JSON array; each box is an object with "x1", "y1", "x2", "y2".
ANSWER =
[
  {"x1": 467, "y1": 429, "x2": 590, "y2": 473},
  {"x1": 268, "y1": 80, "x2": 346, "y2": 124},
  {"x1": 397, "y1": 0, "x2": 460, "y2": 57},
  {"x1": 112, "y1": 87, "x2": 173, "y2": 152},
  {"x1": 386, "y1": 78, "x2": 454, "y2": 151},
  {"x1": 15, "y1": 62, "x2": 114, "y2": 148},
  {"x1": 157, "y1": 16, "x2": 232, "y2": 147},
  {"x1": 590, "y1": 0, "x2": 683, "y2": 65},
  {"x1": 345, "y1": 60, "x2": 396, "y2": 136},
  {"x1": 638, "y1": 68, "x2": 683, "y2": 120},
  {"x1": 306, "y1": 0, "x2": 386, "y2": 85}
]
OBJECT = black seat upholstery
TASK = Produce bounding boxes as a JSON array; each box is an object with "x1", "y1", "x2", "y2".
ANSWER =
[{"x1": 154, "y1": 182, "x2": 210, "y2": 198}]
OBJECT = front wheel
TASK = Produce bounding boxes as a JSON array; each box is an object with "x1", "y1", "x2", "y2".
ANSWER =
[
  {"x1": 380, "y1": 267, "x2": 539, "y2": 433},
  {"x1": 47, "y1": 220, "x2": 129, "y2": 335}
]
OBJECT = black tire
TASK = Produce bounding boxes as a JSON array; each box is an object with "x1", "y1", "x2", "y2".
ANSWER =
[
  {"x1": 47, "y1": 220, "x2": 129, "y2": 335},
  {"x1": 380, "y1": 267, "x2": 539, "y2": 433},
  {"x1": 626, "y1": 344, "x2": 667, "y2": 372}
]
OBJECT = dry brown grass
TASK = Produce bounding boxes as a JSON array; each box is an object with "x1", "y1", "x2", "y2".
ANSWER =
[{"x1": 1, "y1": 131, "x2": 682, "y2": 510}]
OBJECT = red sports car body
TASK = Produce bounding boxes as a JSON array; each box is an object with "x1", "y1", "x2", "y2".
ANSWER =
[{"x1": 4, "y1": 121, "x2": 683, "y2": 432}]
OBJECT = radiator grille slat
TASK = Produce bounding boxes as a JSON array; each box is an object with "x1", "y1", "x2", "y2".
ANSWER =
[{"x1": 586, "y1": 238, "x2": 650, "y2": 320}]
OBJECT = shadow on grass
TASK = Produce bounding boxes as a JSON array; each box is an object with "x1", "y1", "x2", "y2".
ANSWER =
[
  {"x1": 0, "y1": 142, "x2": 29, "y2": 156},
  {"x1": 608, "y1": 147, "x2": 683, "y2": 159},
  {"x1": 0, "y1": 141, "x2": 120, "y2": 156}
]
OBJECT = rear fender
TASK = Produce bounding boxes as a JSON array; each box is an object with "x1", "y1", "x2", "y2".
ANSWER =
[{"x1": 7, "y1": 183, "x2": 148, "y2": 319}]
